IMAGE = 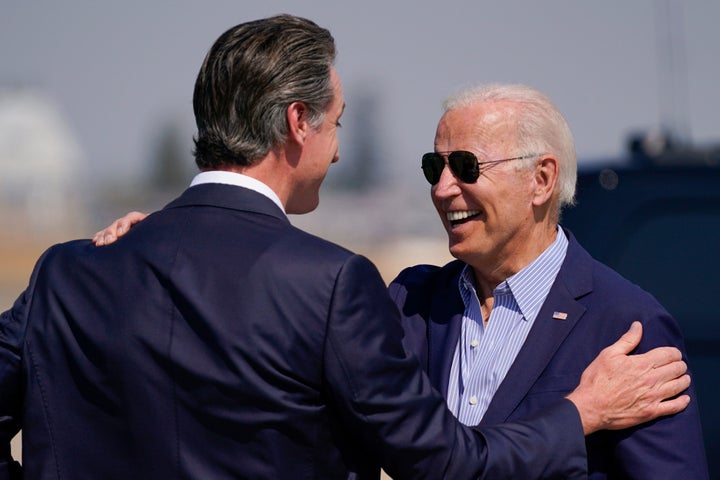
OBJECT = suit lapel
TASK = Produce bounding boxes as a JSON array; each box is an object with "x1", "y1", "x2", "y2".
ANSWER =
[{"x1": 480, "y1": 232, "x2": 593, "y2": 425}]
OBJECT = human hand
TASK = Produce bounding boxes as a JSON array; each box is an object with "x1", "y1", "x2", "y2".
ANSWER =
[
  {"x1": 92, "y1": 211, "x2": 148, "y2": 246},
  {"x1": 566, "y1": 321, "x2": 691, "y2": 435}
]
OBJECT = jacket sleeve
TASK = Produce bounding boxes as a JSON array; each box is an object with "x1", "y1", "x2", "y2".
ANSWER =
[
  {"x1": 387, "y1": 265, "x2": 436, "y2": 369},
  {"x1": 602, "y1": 304, "x2": 709, "y2": 479},
  {"x1": 0, "y1": 292, "x2": 25, "y2": 479},
  {"x1": 0, "y1": 293, "x2": 29, "y2": 479},
  {"x1": 0, "y1": 249, "x2": 53, "y2": 480},
  {"x1": 323, "y1": 254, "x2": 587, "y2": 480}
]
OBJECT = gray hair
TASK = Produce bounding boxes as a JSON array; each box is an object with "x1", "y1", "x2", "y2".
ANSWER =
[
  {"x1": 443, "y1": 84, "x2": 577, "y2": 213},
  {"x1": 192, "y1": 15, "x2": 337, "y2": 169}
]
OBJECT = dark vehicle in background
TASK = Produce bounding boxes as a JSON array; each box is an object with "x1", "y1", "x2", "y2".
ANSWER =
[{"x1": 562, "y1": 134, "x2": 720, "y2": 476}]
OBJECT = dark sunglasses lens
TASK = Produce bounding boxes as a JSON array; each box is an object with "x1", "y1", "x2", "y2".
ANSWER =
[
  {"x1": 421, "y1": 153, "x2": 445, "y2": 184},
  {"x1": 448, "y1": 151, "x2": 480, "y2": 183}
]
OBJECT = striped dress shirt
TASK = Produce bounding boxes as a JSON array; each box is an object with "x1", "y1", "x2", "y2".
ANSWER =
[{"x1": 446, "y1": 229, "x2": 569, "y2": 425}]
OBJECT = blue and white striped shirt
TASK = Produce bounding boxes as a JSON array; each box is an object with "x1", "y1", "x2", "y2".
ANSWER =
[{"x1": 446, "y1": 229, "x2": 569, "y2": 425}]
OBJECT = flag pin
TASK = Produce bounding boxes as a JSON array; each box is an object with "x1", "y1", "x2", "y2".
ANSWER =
[{"x1": 552, "y1": 311, "x2": 568, "y2": 320}]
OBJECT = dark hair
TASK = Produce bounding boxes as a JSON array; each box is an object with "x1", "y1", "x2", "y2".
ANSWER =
[{"x1": 192, "y1": 14, "x2": 337, "y2": 169}]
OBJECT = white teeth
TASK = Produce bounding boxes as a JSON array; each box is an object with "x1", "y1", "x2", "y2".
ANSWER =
[{"x1": 446, "y1": 210, "x2": 481, "y2": 222}]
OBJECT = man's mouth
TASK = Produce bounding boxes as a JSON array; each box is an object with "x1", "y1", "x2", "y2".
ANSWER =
[{"x1": 446, "y1": 210, "x2": 481, "y2": 226}]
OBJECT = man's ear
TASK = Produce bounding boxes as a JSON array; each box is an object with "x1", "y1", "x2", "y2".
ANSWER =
[
  {"x1": 287, "y1": 101, "x2": 309, "y2": 145},
  {"x1": 532, "y1": 155, "x2": 559, "y2": 207}
]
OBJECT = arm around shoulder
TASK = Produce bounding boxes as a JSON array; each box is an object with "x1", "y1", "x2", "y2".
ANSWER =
[{"x1": 326, "y1": 255, "x2": 589, "y2": 479}]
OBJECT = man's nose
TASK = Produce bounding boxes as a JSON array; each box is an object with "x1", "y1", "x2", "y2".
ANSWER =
[{"x1": 432, "y1": 162, "x2": 462, "y2": 198}]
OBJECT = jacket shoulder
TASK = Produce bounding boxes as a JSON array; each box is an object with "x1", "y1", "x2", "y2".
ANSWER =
[
  {"x1": 390, "y1": 260, "x2": 464, "y2": 292},
  {"x1": 388, "y1": 260, "x2": 464, "y2": 315}
]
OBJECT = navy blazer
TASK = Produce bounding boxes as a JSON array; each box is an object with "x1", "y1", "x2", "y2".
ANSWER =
[
  {"x1": 0, "y1": 184, "x2": 589, "y2": 479},
  {"x1": 390, "y1": 230, "x2": 709, "y2": 479}
]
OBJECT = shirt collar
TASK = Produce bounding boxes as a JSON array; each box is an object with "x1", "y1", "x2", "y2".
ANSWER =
[
  {"x1": 458, "y1": 228, "x2": 569, "y2": 322},
  {"x1": 190, "y1": 171, "x2": 285, "y2": 214}
]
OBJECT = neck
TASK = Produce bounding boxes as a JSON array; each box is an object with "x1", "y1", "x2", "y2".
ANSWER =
[
  {"x1": 470, "y1": 223, "x2": 558, "y2": 301},
  {"x1": 218, "y1": 152, "x2": 293, "y2": 211}
]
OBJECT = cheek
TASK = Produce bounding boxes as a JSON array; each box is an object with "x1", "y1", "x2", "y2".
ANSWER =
[
  {"x1": 430, "y1": 190, "x2": 442, "y2": 209},
  {"x1": 431, "y1": 196, "x2": 449, "y2": 226}
]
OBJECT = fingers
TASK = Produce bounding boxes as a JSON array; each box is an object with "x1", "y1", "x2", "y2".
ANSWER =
[
  {"x1": 605, "y1": 360, "x2": 691, "y2": 430},
  {"x1": 122, "y1": 211, "x2": 148, "y2": 228},
  {"x1": 655, "y1": 394, "x2": 691, "y2": 418},
  {"x1": 93, "y1": 221, "x2": 120, "y2": 246},
  {"x1": 651, "y1": 356, "x2": 688, "y2": 379},
  {"x1": 654, "y1": 373, "x2": 691, "y2": 401},
  {"x1": 103, "y1": 229, "x2": 118, "y2": 246},
  {"x1": 92, "y1": 211, "x2": 148, "y2": 246},
  {"x1": 605, "y1": 322, "x2": 682, "y2": 367},
  {"x1": 606, "y1": 321, "x2": 642, "y2": 355},
  {"x1": 93, "y1": 226, "x2": 117, "y2": 247},
  {"x1": 646, "y1": 358, "x2": 690, "y2": 403},
  {"x1": 634, "y1": 346, "x2": 683, "y2": 370},
  {"x1": 568, "y1": 334, "x2": 692, "y2": 434}
]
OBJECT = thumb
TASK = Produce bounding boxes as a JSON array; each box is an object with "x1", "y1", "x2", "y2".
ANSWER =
[{"x1": 611, "y1": 321, "x2": 643, "y2": 355}]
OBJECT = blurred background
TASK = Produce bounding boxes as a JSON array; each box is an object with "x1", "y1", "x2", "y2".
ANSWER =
[
  {"x1": 2, "y1": 0, "x2": 720, "y2": 474},
  {"x1": 3, "y1": 1, "x2": 719, "y2": 287}
]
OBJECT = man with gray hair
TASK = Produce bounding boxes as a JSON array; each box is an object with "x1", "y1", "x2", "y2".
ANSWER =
[
  {"x1": 390, "y1": 83, "x2": 709, "y2": 478},
  {"x1": 76, "y1": 22, "x2": 691, "y2": 479}
]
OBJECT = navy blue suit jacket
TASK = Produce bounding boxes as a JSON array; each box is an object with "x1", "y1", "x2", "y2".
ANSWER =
[
  {"x1": 389, "y1": 230, "x2": 709, "y2": 479},
  {"x1": 0, "y1": 185, "x2": 589, "y2": 479}
]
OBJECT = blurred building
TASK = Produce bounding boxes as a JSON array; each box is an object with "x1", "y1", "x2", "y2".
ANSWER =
[
  {"x1": 0, "y1": 86, "x2": 85, "y2": 236},
  {"x1": 0, "y1": 86, "x2": 89, "y2": 316}
]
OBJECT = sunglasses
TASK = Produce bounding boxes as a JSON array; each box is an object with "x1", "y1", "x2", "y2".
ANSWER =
[{"x1": 421, "y1": 151, "x2": 539, "y2": 185}]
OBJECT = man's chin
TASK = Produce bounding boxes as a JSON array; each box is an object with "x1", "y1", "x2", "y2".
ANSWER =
[{"x1": 448, "y1": 243, "x2": 466, "y2": 261}]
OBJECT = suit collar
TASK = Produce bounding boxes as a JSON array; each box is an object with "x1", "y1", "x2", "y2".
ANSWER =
[
  {"x1": 190, "y1": 171, "x2": 285, "y2": 213},
  {"x1": 480, "y1": 228, "x2": 594, "y2": 424},
  {"x1": 427, "y1": 230, "x2": 591, "y2": 400},
  {"x1": 164, "y1": 183, "x2": 290, "y2": 224}
]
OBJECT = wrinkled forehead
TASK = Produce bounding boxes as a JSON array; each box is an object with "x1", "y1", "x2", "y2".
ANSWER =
[{"x1": 434, "y1": 103, "x2": 519, "y2": 155}]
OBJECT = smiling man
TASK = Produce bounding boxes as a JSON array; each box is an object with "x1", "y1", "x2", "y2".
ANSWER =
[
  {"x1": 54, "y1": 22, "x2": 694, "y2": 479},
  {"x1": 390, "y1": 83, "x2": 709, "y2": 478}
]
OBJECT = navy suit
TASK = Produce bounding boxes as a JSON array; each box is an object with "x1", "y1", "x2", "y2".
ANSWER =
[
  {"x1": 390, "y1": 230, "x2": 709, "y2": 479},
  {"x1": 0, "y1": 184, "x2": 589, "y2": 479}
]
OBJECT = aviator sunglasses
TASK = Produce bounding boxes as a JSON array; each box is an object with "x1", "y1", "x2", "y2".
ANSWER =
[{"x1": 421, "y1": 151, "x2": 539, "y2": 185}]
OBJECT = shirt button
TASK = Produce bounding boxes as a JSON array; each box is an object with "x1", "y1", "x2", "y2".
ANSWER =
[
  {"x1": 469, "y1": 396, "x2": 478, "y2": 405},
  {"x1": 470, "y1": 339, "x2": 479, "y2": 348}
]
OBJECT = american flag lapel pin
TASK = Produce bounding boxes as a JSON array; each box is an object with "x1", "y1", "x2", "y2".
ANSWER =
[{"x1": 552, "y1": 311, "x2": 568, "y2": 320}]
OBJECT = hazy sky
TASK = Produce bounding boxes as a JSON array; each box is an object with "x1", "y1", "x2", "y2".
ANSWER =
[{"x1": 2, "y1": 0, "x2": 719, "y2": 192}]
